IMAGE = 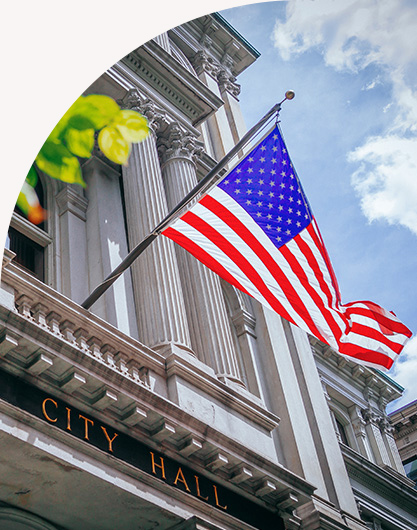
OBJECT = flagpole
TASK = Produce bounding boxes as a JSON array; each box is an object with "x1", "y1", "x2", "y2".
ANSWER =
[{"x1": 81, "y1": 94, "x2": 294, "y2": 310}]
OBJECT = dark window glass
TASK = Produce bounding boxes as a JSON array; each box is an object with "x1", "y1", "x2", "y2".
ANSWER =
[
  {"x1": 336, "y1": 418, "x2": 350, "y2": 446},
  {"x1": 404, "y1": 456, "x2": 417, "y2": 488},
  {"x1": 8, "y1": 227, "x2": 44, "y2": 281}
]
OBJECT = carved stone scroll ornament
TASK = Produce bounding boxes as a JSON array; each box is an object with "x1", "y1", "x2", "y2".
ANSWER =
[
  {"x1": 191, "y1": 50, "x2": 220, "y2": 78},
  {"x1": 217, "y1": 68, "x2": 241, "y2": 98},
  {"x1": 157, "y1": 123, "x2": 203, "y2": 166},
  {"x1": 362, "y1": 407, "x2": 379, "y2": 424},
  {"x1": 122, "y1": 89, "x2": 168, "y2": 134}
]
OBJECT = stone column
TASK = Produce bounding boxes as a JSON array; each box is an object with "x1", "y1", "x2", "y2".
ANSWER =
[
  {"x1": 153, "y1": 32, "x2": 171, "y2": 53},
  {"x1": 159, "y1": 122, "x2": 243, "y2": 384},
  {"x1": 121, "y1": 91, "x2": 192, "y2": 353}
]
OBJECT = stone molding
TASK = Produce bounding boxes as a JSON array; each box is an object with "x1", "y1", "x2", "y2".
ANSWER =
[
  {"x1": 120, "y1": 40, "x2": 224, "y2": 127},
  {"x1": 192, "y1": 50, "x2": 220, "y2": 78},
  {"x1": 9, "y1": 212, "x2": 52, "y2": 248},
  {"x1": 312, "y1": 337, "x2": 403, "y2": 404},
  {"x1": 217, "y1": 68, "x2": 241, "y2": 98},
  {"x1": 342, "y1": 444, "x2": 416, "y2": 496},
  {"x1": 56, "y1": 187, "x2": 88, "y2": 221},
  {"x1": 231, "y1": 309, "x2": 256, "y2": 339}
]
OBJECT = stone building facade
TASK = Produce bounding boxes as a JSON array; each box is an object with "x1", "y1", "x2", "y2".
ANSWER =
[
  {"x1": 389, "y1": 400, "x2": 417, "y2": 488},
  {"x1": 1, "y1": 12, "x2": 416, "y2": 530}
]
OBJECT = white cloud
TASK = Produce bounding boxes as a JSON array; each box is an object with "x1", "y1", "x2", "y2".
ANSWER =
[
  {"x1": 272, "y1": 0, "x2": 417, "y2": 234},
  {"x1": 350, "y1": 135, "x2": 417, "y2": 235},
  {"x1": 273, "y1": 0, "x2": 417, "y2": 74},
  {"x1": 389, "y1": 335, "x2": 417, "y2": 411}
]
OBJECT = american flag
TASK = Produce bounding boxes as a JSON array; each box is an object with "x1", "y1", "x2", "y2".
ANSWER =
[{"x1": 162, "y1": 125, "x2": 411, "y2": 370}]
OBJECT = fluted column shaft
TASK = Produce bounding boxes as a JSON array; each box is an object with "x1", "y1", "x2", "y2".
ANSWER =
[
  {"x1": 159, "y1": 125, "x2": 242, "y2": 383},
  {"x1": 121, "y1": 111, "x2": 192, "y2": 351}
]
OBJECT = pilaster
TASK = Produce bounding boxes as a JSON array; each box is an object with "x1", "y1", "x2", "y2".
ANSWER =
[
  {"x1": 362, "y1": 408, "x2": 392, "y2": 467},
  {"x1": 349, "y1": 405, "x2": 375, "y2": 461},
  {"x1": 56, "y1": 186, "x2": 89, "y2": 304},
  {"x1": 379, "y1": 414, "x2": 406, "y2": 474},
  {"x1": 191, "y1": 49, "x2": 235, "y2": 160},
  {"x1": 82, "y1": 156, "x2": 139, "y2": 338}
]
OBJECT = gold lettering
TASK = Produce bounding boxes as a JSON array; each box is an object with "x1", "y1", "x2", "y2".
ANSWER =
[
  {"x1": 213, "y1": 485, "x2": 227, "y2": 510},
  {"x1": 150, "y1": 452, "x2": 166, "y2": 479},
  {"x1": 79, "y1": 414, "x2": 94, "y2": 440},
  {"x1": 65, "y1": 407, "x2": 71, "y2": 431},
  {"x1": 42, "y1": 398, "x2": 58, "y2": 423},
  {"x1": 101, "y1": 426, "x2": 118, "y2": 453},
  {"x1": 194, "y1": 475, "x2": 209, "y2": 501},
  {"x1": 173, "y1": 467, "x2": 191, "y2": 492}
]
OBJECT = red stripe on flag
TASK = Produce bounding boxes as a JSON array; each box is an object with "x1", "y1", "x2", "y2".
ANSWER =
[
  {"x1": 349, "y1": 323, "x2": 404, "y2": 354},
  {"x1": 337, "y1": 342, "x2": 396, "y2": 370},
  {"x1": 163, "y1": 227, "x2": 252, "y2": 297},
  {"x1": 307, "y1": 222, "x2": 342, "y2": 306}
]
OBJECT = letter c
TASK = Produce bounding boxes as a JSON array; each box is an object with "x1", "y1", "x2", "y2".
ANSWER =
[{"x1": 42, "y1": 398, "x2": 58, "y2": 423}]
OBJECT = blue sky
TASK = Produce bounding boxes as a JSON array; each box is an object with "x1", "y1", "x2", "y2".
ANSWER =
[{"x1": 219, "y1": 0, "x2": 417, "y2": 409}]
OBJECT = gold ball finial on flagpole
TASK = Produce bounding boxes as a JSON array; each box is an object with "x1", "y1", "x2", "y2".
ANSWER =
[{"x1": 285, "y1": 90, "x2": 295, "y2": 100}]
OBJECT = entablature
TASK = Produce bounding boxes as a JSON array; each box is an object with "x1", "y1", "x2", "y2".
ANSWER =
[
  {"x1": 0, "y1": 258, "x2": 315, "y2": 515},
  {"x1": 121, "y1": 39, "x2": 224, "y2": 127},
  {"x1": 342, "y1": 444, "x2": 417, "y2": 518}
]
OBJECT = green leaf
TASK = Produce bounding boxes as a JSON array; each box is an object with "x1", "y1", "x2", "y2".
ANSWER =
[
  {"x1": 26, "y1": 165, "x2": 38, "y2": 187},
  {"x1": 98, "y1": 126, "x2": 130, "y2": 165},
  {"x1": 67, "y1": 113, "x2": 96, "y2": 131},
  {"x1": 36, "y1": 140, "x2": 85, "y2": 187},
  {"x1": 78, "y1": 95, "x2": 120, "y2": 129},
  {"x1": 17, "y1": 181, "x2": 46, "y2": 225},
  {"x1": 65, "y1": 127, "x2": 95, "y2": 158},
  {"x1": 114, "y1": 110, "x2": 149, "y2": 143}
]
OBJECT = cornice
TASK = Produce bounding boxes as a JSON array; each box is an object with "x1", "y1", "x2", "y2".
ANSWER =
[
  {"x1": 341, "y1": 444, "x2": 417, "y2": 509},
  {"x1": 169, "y1": 15, "x2": 259, "y2": 78},
  {"x1": 121, "y1": 40, "x2": 224, "y2": 127}
]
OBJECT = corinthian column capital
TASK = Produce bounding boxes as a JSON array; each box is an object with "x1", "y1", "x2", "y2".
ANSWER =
[
  {"x1": 217, "y1": 68, "x2": 241, "y2": 98},
  {"x1": 122, "y1": 89, "x2": 168, "y2": 134},
  {"x1": 191, "y1": 50, "x2": 219, "y2": 78},
  {"x1": 158, "y1": 123, "x2": 203, "y2": 165}
]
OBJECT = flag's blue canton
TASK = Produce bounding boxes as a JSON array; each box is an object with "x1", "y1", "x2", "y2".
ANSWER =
[{"x1": 218, "y1": 126, "x2": 313, "y2": 249}]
